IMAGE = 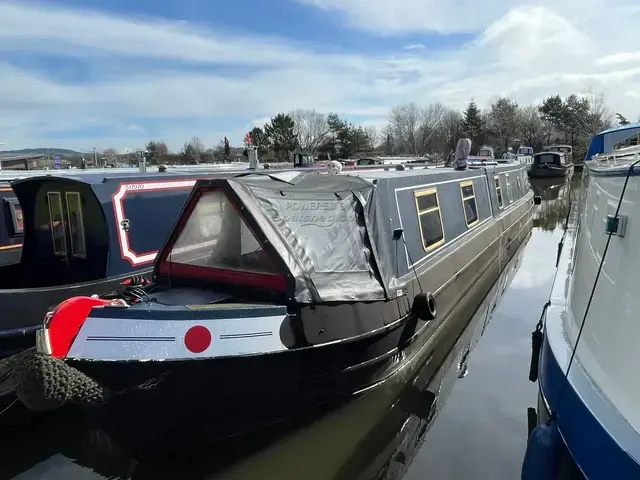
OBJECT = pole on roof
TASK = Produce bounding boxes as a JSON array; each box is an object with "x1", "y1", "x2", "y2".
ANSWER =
[{"x1": 248, "y1": 146, "x2": 259, "y2": 170}]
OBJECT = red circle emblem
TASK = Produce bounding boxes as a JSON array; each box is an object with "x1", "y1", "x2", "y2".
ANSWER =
[{"x1": 184, "y1": 325, "x2": 212, "y2": 353}]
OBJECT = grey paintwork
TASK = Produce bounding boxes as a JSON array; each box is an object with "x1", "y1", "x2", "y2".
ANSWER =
[
  {"x1": 365, "y1": 163, "x2": 530, "y2": 280},
  {"x1": 219, "y1": 162, "x2": 532, "y2": 305}
]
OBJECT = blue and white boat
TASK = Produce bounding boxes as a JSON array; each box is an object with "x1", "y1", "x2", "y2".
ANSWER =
[{"x1": 522, "y1": 143, "x2": 640, "y2": 478}]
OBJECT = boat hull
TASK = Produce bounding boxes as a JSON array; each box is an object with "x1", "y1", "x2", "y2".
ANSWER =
[
  {"x1": 64, "y1": 214, "x2": 534, "y2": 457},
  {"x1": 527, "y1": 164, "x2": 574, "y2": 179},
  {"x1": 0, "y1": 268, "x2": 152, "y2": 358},
  {"x1": 530, "y1": 330, "x2": 640, "y2": 478}
]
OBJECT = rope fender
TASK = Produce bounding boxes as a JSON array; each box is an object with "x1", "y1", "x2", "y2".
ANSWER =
[{"x1": 9, "y1": 350, "x2": 106, "y2": 411}]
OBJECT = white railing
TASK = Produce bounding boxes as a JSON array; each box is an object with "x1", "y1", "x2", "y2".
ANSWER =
[{"x1": 590, "y1": 145, "x2": 640, "y2": 167}]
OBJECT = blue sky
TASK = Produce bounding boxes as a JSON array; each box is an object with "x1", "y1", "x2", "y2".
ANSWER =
[{"x1": 0, "y1": 0, "x2": 639, "y2": 152}]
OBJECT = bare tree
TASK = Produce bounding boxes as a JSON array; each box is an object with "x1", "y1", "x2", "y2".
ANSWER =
[
  {"x1": 102, "y1": 148, "x2": 118, "y2": 161},
  {"x1": 582, "y1": 91, "x2": 614, "y2": 135},
  {"x1": 155, "y1": 141, "x2": 169, "y2": 156},
  {"x1": 189, "y1": 136, "x2": 205, "y2": 163},
  {"x1": 516, "y1": 105, "x2": 549, "y2": 151},
  {"x1": 289, "y1": 109, "x2": 331, "y2": 155},
  {"x1": 365, "y1": 125, "x2": 380, "y2": 151},
  {"x1": 387, "y1": 102, "x2": 447, "y2": 156},
  {"x1": 434, "y1": 108, "x2": 463, "y2": 161},
  {"x1": 486, "y1": 97, "x2": 519, "y2": 154}
]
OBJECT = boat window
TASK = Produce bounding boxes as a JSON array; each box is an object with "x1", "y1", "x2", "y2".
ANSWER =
[
  {"x1": 494, "y1": 176, "x2": 503, "y2": 208},
  {"x1": 459, "y1": 181, "x2": 479, "y2": 227},
  {"x1": 47, "y1": 192, "x2": 67, "y2": 256},
  {"x1": 8, "y1": 200, "x2": 23, "y2": 235},
  {"x1": 168, "y1": 190, "x2": 279, "y2": 275},
  {"x1": 505, "y1": 174, "x2": 513, "y2": 203},
  {"x1": 415, "y1": 188, "x2": 445, "y2": 251},
  {"x1": 613, "y1": 131, "x2": 640, "y2": 150},
  {"x1": 516, "y1": 176, "x2": 522, "y2": 197},
  {"x1": 65, "y1": 192, "x2": 86, "y2": 258}
]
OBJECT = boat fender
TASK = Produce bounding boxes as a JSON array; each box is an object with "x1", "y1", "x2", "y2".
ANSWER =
[
  {"x1": 534, "y1": 196, "x2": 542, "y2": 205},
  {"x1": 412, "y1": 292, "x2": 437, "y2": 321},
  {"x1": 529, "y1": 301, "x2": 550, "y2": 382},
  {"x1": 46, "y1": 296, "x2": 113, "y2": 359},
  {"x1": 10, "y1": 351, "x2": 106, "y2": 412},
  {"x1": 529, "y1": 328, "x2": 543, "y2": 382},
  {"x1": 521, "y1": 418, "x2": 561, "y2": 480}
]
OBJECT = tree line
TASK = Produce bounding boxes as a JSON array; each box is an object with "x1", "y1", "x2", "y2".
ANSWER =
[{"x1": 104, "y1": 92, "x2": 635, "y2": 166}]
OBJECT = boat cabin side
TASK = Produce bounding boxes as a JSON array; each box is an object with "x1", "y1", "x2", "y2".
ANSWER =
[
  {"x1": 152, "y1": 165, "x2": 532, "y2": 307},
  {"x1": 517, "y1": 146, "x2": 534, "y2": 156},
  {"x1": 0, "y1": 182, "x2": 23, "y2": 267},
  {"x1": 477, "y1": 146, "x2": 495, "y2": 159},
  {"x1": 10, "y1": 176, "x2": 109, "y2": 288},
  {"x1": 547, "y1": 144, "x2": 574, "y2": 162},
  {"x1": 533, "y1": 152, "x2": 570, "y2": 167},
  {"x1": 370, "y1": 165, "x2": 531, "y2": 279},
  {"x1": 9, "y1": 173, "x2": 220, "y2": 288}
]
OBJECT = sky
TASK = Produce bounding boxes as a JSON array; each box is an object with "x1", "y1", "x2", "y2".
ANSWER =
[{"x1": 0, "y1": 0, "x2": 639, "y2": 152}]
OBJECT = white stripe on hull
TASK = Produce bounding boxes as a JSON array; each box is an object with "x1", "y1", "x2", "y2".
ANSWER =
[{"x1": 67, "y1": 315, "x2": 288, "y2": 361}]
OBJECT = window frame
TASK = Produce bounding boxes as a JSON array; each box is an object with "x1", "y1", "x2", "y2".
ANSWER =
[
  {"x1": 65, "y1": 191, "x2": 87, "y2": 259},
  {"x1": 505, "y1": 173, "x2": 513, "y2": 204},
  {"x1": 494, "y1": 175, "x2": 503, "y2": 209},
  {"x1": 47, "y1": 191, "x2": 67, "y2": 256},
  {"x1": 459, "y1": 180, "x2": 479, "y2": 228},
  {"x1": 7, "y1": 199, "x2": 23, "y2": 235},
  {"x1": 414, "y1": 187, "x2": 445, "y2": 252}
]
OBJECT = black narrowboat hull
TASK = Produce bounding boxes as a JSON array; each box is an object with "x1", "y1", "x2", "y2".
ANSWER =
[
  {"x1": 0, "y1": 245, "x2": 21, "y2": 267},
  {"x1": 65, "y1": 205, "x2": 534, "y2": 457},
  {"x1": 0, "y1": 268, "x2": 152, "y2": 358},
  {"x1": 528, "y1": 164, "x2": 574, "y2": 178}
]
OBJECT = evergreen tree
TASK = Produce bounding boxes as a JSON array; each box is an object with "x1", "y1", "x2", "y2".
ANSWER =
[
  {"x1": 223, "y1": 137, "x2": 230, "y2": 157},
  {"x1": 461, "y1": 100, "x2": 485, "y2": 152},
  {"x1": 247, "y1": 127, "x2": 270, "y2": 158},
  {"x1": 265, "y1": 113, "x2": 298, "y2": 162}
]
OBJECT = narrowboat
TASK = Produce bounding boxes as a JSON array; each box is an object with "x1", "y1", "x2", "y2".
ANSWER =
[
  {"x1": 527, "y1": 151, "x2": 574, "y2": 178},
  {"x1": 522, "y1": 145, "x2": 640, "y2": 478},
  {"x1": 0, "y1": 181, "x2": 23, "y2": 267},
  {"x1": 0, "y1": 168, "x2": 246, "y2": 358},
  {"x1": 0, "y1": 164, "x2": 249, "y2": 265},
  {"x1": 13, "y1": 162, "x2": 538, "y2": 456}
]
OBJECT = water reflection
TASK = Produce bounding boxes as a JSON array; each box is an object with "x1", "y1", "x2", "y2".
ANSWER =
[
  {"x1": 1, "y1": 177, "x2": 580, "y2": 480},
  {"x1": 531, "y1": 176, "x2": 580, "y2": 232}
]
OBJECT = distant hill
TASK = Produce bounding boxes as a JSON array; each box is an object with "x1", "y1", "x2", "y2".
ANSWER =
[{"x1": 0, "y1": 148, "x2": 82, "y2": 156}]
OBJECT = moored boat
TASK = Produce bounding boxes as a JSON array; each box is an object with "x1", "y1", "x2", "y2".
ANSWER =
[
  {"x1": 0, "y1": 168, "x2": 247, "y2": 357},
  {"x1": 13, "y1": 162, "x2": 538, "y2": 456},
  {"x1": 522, "y1": 146, "x2": 640, "y2": 478},
  {"x1": 516, "y1": 146, "x2": 534, "y2": 169},
  {"x1": 527, "y1": 151, "x2": 574, "y2": 178}
]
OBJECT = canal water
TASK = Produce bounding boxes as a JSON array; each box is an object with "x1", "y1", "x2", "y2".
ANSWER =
[{"x1": 0, "y1": 177, "x2": 578, "y2": 480}]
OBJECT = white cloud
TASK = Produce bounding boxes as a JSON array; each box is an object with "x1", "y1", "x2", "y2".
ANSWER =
[{"x1": 0, "y1": 1, "x2": 639, "y2": 151}]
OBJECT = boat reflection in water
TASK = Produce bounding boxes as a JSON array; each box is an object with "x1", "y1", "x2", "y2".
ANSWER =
[
  {"x1": 530, "y1": 177, "x2": 577, "y2": 232},
  {"x1": 2, "y1": 229, "x2": 530, "y2": 480}
]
